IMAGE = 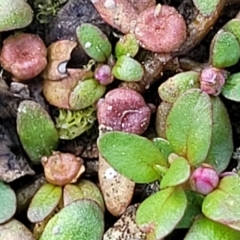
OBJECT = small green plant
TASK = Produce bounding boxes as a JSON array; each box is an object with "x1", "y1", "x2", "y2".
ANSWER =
[
  {"x1": 27, "y1": 179, "x2": 104, "y2": 239},
  {"x1": 97, "y1": 84, "x2": 240, "y2": 239},
  {"x1": 76, "y1": 23, "x2": 144, "y2": 83}
]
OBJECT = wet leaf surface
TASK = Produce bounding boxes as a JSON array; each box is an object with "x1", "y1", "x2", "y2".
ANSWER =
[
  {"x1": 98, "y1": 131, "x2": 168, "y2": 183},
  {"x1": 160, "y1": 156, "x2": 190, "y2": 189},
  {"x1": 184, "y1": 215, "x2": 240, "y2": 240},
  {"x1": 136, "y1": 187, "x2": 187, "y2": 239},
  {"x1": 112, "y1": 55, "x2": 144, "y2": 82},
  {"x1": 76, "y1": 23, "x2": 112, "y2": 62},
  {"x1": 204, "y1": 97, "x2": 233, "y2": 173},
  {"x1": 166, "y1": 89, "x2": 212, "y2": 166},
  {"x1": 27, "y1": 183, "x2": 62, "y2": 223},
  {"x1": 210, "y1": 30, "x2": 240, "y2": 68},
  {"x1": 17, "y1": 100, "x2": 59, "y2": 163},
  {"x1": 40, "y1": 199, "x2": 104, "y2": 240},
  {"x1": 222, "y1": 73, "x2": 240, "y2": 102},
  {"x1": 202, "y1": 175, "x2": 240, "y2": 231}
]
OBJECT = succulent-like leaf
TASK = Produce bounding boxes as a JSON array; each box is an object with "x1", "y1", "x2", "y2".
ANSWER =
[
  {"x1": 115, "y1": 33, "x2": 139, "y2": 58},
  {"x1": 98, "y1": 131, "x2": 168, "y2": 183},
  {"x1": 40, "y1": 199, "x2": 104, "y2": 240},
  {"x1": 192, "y1": 0, "x2": 220, "y2": 16},
  {"x1": 160, "y1": 157, "x2": 190, "y2": 189},
  {"x1": 64, "y1": 180, "x2": 104, "y2": 211},
  {"x1": 76, "y1": 23, "x2": 112, "y2": 62},
  {"x1": 69, "y1": 78, "x2": 106, "y2": 110},
  {"x1": 222, "y1": 73, "x2": 240, "y2": 102},
  {"x1": 166, "y1": 89, "x2": 212, "y2": 166},
  {"x1": 153, "y1": 138, "x2": 174, "y2": 160},
  {"x1": 17, "y1": 100, "x2": 59, "y2": 163},
  {"x1": 27, "y1": 183, "x2": 62, "y2": 223},
  {"x1": 223, "y1": 19, "x2": 240, "y2": 43},
  {"x1": 63, "y1": 184, "x2": 83, "y2": 207},
  {"x1": 158, "y1": 71, "x2": 200, "y2": 103},
  {"x1": 0, "y1": 0, "x2": 33, "y2": 31},
  {"x1": 204, "y1": 97, "x2": 233, "y2": 173},
  {"x1": 76, "y1": 180, "x2": 105, "y2": 211},
  {"x1": 202, "y1": 175, "x2": 240, "y2": 231},
  {"x1": 0, "y1": 219, "x2": 35, "y2": 240},
  {"x1": 112, "y1": 55, "x2": 144, "y2": 82},
  {"x1": 0, "y1": 181, "x2": 16, "y2": 224},
  {"x1": 210, "y1": 30, "x2": 240, "y2": 68},
  {"x1": 177, "y1": 190, "x2": 204, "y2": 229},
  {"x1": 184, "y1": 215, "x2": 240, "y2": 240},
  {"x1": 136, "y1": 187, "x2": 187, "y2": 239}
]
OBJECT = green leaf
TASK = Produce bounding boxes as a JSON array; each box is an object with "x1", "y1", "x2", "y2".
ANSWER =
[
  {"x1": 64, "y1": 180, "x2": 104, "y2": 211},
  {"x1": 0, "y1": 0, "x2": 33, "y2": 31},
  {"x1": 40, "y1": 199, "x2": 104, "y2": 240},
  {"x1": 203, "y1": 175, "x2": 240, "y2": 228},
  {"x1": 76, "y1": 23, "x2": 112, "y2": 62},
  {"x1": 112, "y1": 55, "x2": 144, "y2": 82},
  {"x1": 223, "y1": 19, "x2": 240, "y2": 44},
  {"x1": 222, "y1": 73, "x2": 240, "y2": 102},
  {"x1": 192, "y1": 0, "x2": 220, "y2": 16},
  {"x1": 98, "y1": 131, "x2": 168, "y2": 183},
  {"x1": 158, "y1": 71, "x2": 200, "y2": 103},
  {"x1": 153, "y1": 138, "x2": 174, "y2": 160},
  {"x1": 166, "y1": 89, "x2": 212, "y2": 166},
  {"x1": 76, "y1": 180, "x2": 105, "y2": 211},
  {"x1": 27, "y1": 183, "x2": 62, "y2": 223},
  {"x1": 0, "y1": 181, "x2": 16, "y2": 224},
  {"x1": 204, "y1": 97, "x2": 233, "y2": 173},
  {"x1": 211, "y1": 30, "x2": 240, "y2": 68},
  {"x1": 160, "y1": 157, "x2": 190, "y2": 188},
  {"x1": 63, "y1": 184, "x2": 83, "y2": 207},
  {"x1": 17, "y1": 100, "x2": 59, "y2": 163},
  {"x1": 202, "y1": 175, "x2": 240, "y2": 230},
  {"x1": 115, "y1": 33, "x2": 139, "y2": 58},
  {"x1": 136, "y1": 187, "x2": 187, "y2": 239},
  {"x1": 0, "y1": 219, "x2": 35, "y2": 240},
  {"x1": 184, "y1": 215, "x2": 240, "y2": 240},
  {"x1": 177, "y1": 190, "x2": 204, "y2": 229},
  {"x1": 69, "y1": 78, "x2": 106, "y2": 110}
]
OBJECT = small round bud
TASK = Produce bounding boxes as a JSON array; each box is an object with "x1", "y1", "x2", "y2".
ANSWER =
[
  {"x1": 200, "y1": 67, "x2": 226, "y2": 96},
  {"x1": 190, "y1": 164, "x2": 219, "y2": 195},
  {"x1": 94, "y1": 64, "x2": 114, "y2": 85}
]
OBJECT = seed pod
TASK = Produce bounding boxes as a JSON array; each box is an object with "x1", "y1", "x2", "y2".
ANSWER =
[{"x1": 42, "y1": 152, "x2": 85, "y2": 186}]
